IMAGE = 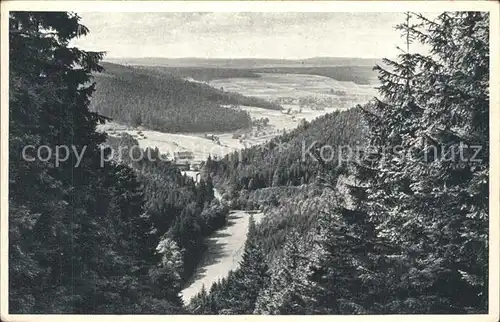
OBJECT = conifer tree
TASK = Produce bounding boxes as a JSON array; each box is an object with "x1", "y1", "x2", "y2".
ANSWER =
[
  {"x1": 305, "y1": 181, "x2": 390, "y2": 314},
  {"x1": 254, "y1": 230, "x2": 317, "y2": 314},
  {"x1": 150, "y1": 236, "x2": 184, "y2": 304},
  {"x1": 350, "y1": 12, "x2": 489, "y2": 313}
]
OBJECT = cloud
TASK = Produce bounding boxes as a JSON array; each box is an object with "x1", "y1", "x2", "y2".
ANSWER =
[{"x1": 72, "y1": 12, "x2": 422, "y2": 59}]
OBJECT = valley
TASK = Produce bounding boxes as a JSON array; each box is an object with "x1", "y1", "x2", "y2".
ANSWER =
[
  {"x1": 97, "y1": 68, "x2": 377, "y2": 305},
  {"x1": 98, "y1": 71, "x2": 376, "y2": 164}
]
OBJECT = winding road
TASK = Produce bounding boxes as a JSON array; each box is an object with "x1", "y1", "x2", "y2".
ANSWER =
[{"x1": 180, "y1": 171, "x2": 263, "y2": 304}]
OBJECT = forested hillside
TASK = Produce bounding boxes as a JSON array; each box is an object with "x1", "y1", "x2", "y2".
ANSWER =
[
  {"x1": 135, "y1": 65, "x2": 377, "y2": 85},
  {"x1": 9, "y1": 12, "x2": 223, "y2": 313},
  {"x1": 8, "y1": 10, "x2": 490, "y2": 316},
  {"x1": 192, "y1": 12, "x2": 490, "y2": 314},
  {"x1": 204, "y1": 108, "x2": 365, "y2": 195},
  {"x1": 91, "y1": 62, "x2": 281, "y2": 133}
]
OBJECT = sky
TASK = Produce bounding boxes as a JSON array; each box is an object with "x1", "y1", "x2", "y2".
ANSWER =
[{"x1": 71, "y1": 12, "x2": 426, "y2": 59}]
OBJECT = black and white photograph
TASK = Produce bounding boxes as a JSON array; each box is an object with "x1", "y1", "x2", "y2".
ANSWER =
[{"x1": 1, "y1": 0, "x2": 499, "y2": 320}]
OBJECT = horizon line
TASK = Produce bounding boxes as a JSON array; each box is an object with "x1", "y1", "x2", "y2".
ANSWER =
[{"x1": 102, "y1": 55, "x2": 384, "y2": 61}]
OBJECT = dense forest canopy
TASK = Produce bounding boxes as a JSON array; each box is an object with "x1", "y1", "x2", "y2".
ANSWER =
[
  {"x1": 192, "y1": 11, "x2": 490, "y2": 315},
  {"x1": 9, "y1": 11, "x2": 223, "y2": 313}
]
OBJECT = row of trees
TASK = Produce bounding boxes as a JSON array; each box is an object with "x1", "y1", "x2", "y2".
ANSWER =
[{"x1": 191, "y1": 11, "x2": 489, "y2": 314}]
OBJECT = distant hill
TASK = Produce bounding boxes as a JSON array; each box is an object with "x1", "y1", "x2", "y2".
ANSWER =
[
  {"x1": 135, "y1": 66, "x2": 262, "y2": 83},
  {"x1": 91, "y1": 62, "x2": 281, "y2": 133},
  {"x1": 205, "y1": 107, "x2": 365, "y2": 194},
  {"x1": 105, "y1": 57, "x2": 381, "y2": 68}
]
